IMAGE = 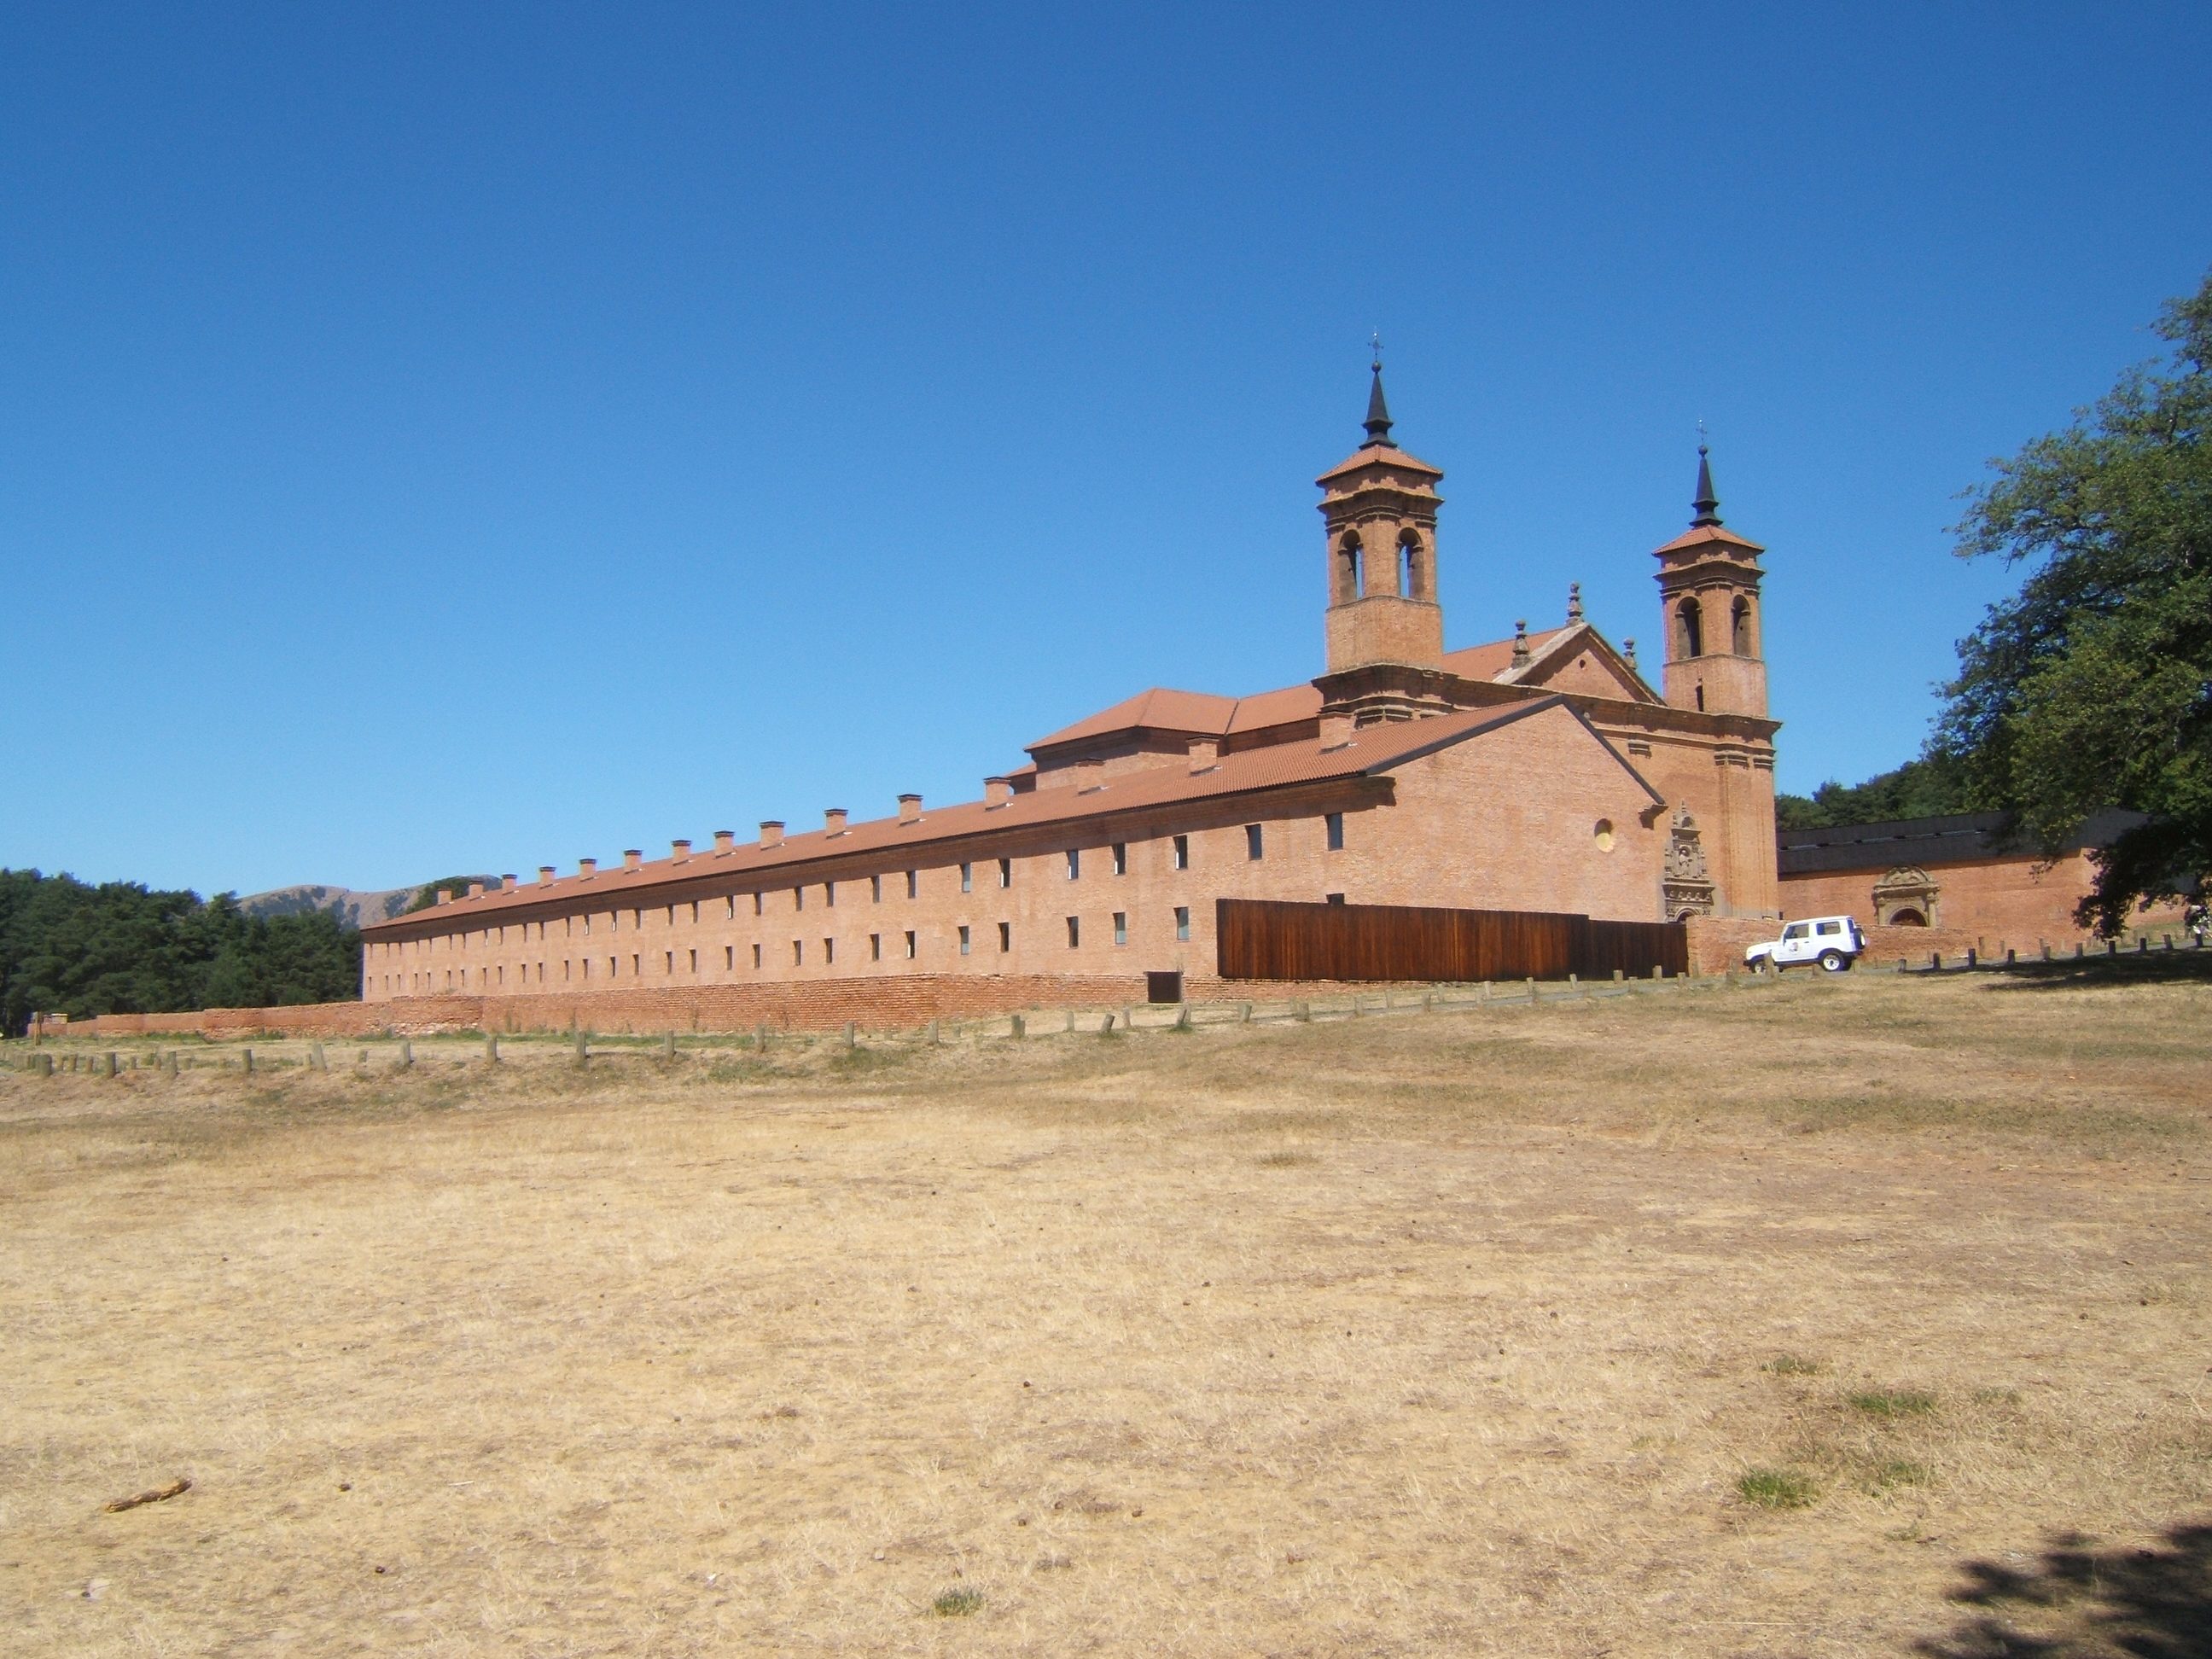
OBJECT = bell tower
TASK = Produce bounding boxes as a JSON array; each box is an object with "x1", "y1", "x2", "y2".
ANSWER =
[
  {"x1": 1311, "y1": 355, "x2": 1452, "y2": 727},
  {"x1": 1653, "y1": 442, "x2": 1767, "y2": 718}
]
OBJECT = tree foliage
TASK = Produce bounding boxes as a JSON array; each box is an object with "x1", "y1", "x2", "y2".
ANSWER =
[
  {"x1": 1936, "y1": 271, "x2": 2212, "y2": 934},
  {"x1": 1775, "y1": 754, "x2": 1974, "y2": 830},
  {"x1": 0, "y1": 870, "x2": 362, "y2": 1037}
]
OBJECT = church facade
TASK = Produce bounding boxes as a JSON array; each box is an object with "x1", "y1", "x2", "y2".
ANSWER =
[{"x1": 358, "y1": 372, "x2": 1781, "y2": 1004}]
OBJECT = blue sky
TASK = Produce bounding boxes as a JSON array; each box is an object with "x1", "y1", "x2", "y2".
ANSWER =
[{"x1": 4, "y1": 3, "x2": 2208, "y2": 897}]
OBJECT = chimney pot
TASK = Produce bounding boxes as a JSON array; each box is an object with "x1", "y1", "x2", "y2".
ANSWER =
[
  {"x1": 467, "y1": 882, "x2": 485, "y2": 899},
  {"x1": 1187, "y1": 737, "x2": 1220, "y2": 773},
  {"x1": 898, "y1": 794, "x2": 922, "y2": 825},
  {"x1": 760, "y1": 821, "x2": 785, "y2": 850},
  {"x1": 713, "y1": 830, "x2": 736, "y2": 853},
  {"x1": 623, "y1": 848, "x2": 643, "y2": 871},
  {"x1": 538, "y1": 864, "x2": 556, "y2": 885},
  {"x1": 579, "y1": 859, "x2": 597, "y2": 879},
  {"x1": 435, "y1": 888, "x2": 453, "y2": 906},
  {"x1": 671, "y1": 839, "x2": 692, "y2": 863},
  {"x1": 985, "y1": 776, "x2": 1013, "y2": 807},
  {"x1": 824, "y1": 808, "x2": 848, "y2": 835}
]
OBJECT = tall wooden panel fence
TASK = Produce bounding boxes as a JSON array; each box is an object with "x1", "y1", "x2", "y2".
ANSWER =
[{"x1": 1216, "y1": 898, "x2": 1687, "y2": 984}]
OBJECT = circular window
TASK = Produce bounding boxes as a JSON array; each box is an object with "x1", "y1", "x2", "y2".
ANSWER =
[{"x1": 1593, "y1": 818, "x2": 1615, "y2": 853}]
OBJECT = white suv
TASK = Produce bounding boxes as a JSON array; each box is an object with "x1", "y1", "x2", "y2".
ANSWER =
[{"x1": 1744, "y1": 916, "x2": 1867, "y2": 974}]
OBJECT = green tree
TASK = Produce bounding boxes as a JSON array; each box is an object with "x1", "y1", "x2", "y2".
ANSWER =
[
  {"x1": 1936, "y1": 271, "x2": 2212, "y2": 934},
  {"x1": 1776, "y1": 754, "x2": 1973, "y2": 830},
  {"x1": 0, "y1": 870, "x2": 364, "y2": 1035}
]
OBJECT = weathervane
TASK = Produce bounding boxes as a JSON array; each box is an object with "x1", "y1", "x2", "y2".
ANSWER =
[{"x1": 1371, "y1": 330, "x2": 1383, "y2": 371}]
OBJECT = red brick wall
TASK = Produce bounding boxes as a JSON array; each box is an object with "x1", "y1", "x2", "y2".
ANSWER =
[
  {"x1": 359, "y1": 704, "x2": 1671, "y2": 1011},
  {"x1": 1779, "y1": 852, "x2": 2186, "y2": 952}
]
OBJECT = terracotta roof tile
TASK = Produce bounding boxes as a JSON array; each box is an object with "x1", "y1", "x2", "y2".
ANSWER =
[
  {"x1": 1314, "y1": 443, "x2": 1445, "y2": 483},
  {"x1": 1653, "y1": 522, "x2": 1765, "y2": 556},
  {"x1": 362, "y1": 699, "x2": 1615, "y2": 936}
]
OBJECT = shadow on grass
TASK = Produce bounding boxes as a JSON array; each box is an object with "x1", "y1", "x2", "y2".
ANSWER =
[
  {"x1": 1915, "y1": 1521, "x2": 2212, "y2": 1657},
  {"x1": 1976, "y1": 952, "x2": 2212, "y2": 993}
]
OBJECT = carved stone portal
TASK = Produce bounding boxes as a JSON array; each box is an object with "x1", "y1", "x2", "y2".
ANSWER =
[
  {"x1": 1871, "y1": 865, "x2": 1940, "y2": 928},
  {"x1": 1662, "y1": 808, "x2": 1717, "y2": 921}
]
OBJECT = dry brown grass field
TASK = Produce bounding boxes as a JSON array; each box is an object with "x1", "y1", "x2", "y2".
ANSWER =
[{"x1": 5, "y1": 962, "x2": 2210, "y2": 1657}]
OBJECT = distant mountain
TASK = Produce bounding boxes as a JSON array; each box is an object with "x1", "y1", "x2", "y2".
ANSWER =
[{"x1": 236, "y1": 881, "x2": 491, "y2": 929}]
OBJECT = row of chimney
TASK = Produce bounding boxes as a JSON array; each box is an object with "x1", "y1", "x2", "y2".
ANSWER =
[
  {"x1": 431, "y1": 736, "x2": 1258, "y2": 906},
  {"x1": 431, "y1": 798, "x2": 937, "y2": 904}
]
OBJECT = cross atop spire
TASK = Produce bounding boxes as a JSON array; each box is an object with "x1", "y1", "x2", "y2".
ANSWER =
[
  {"x1": 1363, "y1": 335, "x2": 1394, "y2": 449},
  {"x1": 1691, "y1": 423, "x2": 1721, "y2": 526}
]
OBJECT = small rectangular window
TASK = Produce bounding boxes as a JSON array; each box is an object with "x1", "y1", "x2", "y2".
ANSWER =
[
  {"x1": 998, "y1": 857, "x2": 1010, "y2": 888},
  {"x1": 1246, "y1": 824, "x2": 1263, "y2": 860},
  {"x1": 665, "y1": 951, "x2": 673, "y2": 974},
  {"x1": 1112, "y1": 841, "x2": 1126, "y2": 876},
  {"x1": 793, "y1": 940, "x2": 803, "y2": 965},
  {"x1": 1113, "y1": 911, "x2": 1126, "y2": 946},
  {"x1": 1066, "y1": 915, "x2": 1080, "y2": 948},
  {"x1": 629, "y1": 954, "x2": 637, "y2": 976},
  {"x1": 1173, "y1": 834, "x2": 1189, "y2": 870},
  {"x1": 824, "y1": 937, "x2": 835, "y2": 964},
  {"x1": 794, "y1": 886, "x2": 805, "y2": 911},
  {"x1": 871, "y1": 874, "x2": 882, "y2": 902},
  {"x1": 961, "y1": 862, "x2": 973, "y2": 893},
  {"x1": 725, "y1": 945, "x2": 735, "y2": 969},
  {"x1": 1325, "y1": 812, "x2": 1344, "y2": 852},
  {"x1": 753, "y1": 893, "x2": 764, "y2": 917},
  {"x1": 691, "y1": 901, "x2": 700, "y2": 923},
  {"x1": 826, "y1": 882, "x2": 835, "y2": 907},
  {"x1": 1174, "y1": 905, "x2": 1190, "y2": 941},
  {"x1": 753, "y1": 943, "x2": 762, "y2": 969},
  {"x1": 998, "y1": 921, "x2": 1010, "y2": 952},
  {"x1": 565, "y1": 959, "x2": 572, "y2": 980},
  {"x1": 1326, "y1": 893, "x2": 1346, "y2": 906},
  {"x1": 906, "y1": 870, "x2": 917, "y2": 899},
  {"x1": 726, "y1": 895, "x2": 736, "y2": 919},
  {"x1": 958, "y1": 925, "x2": 971, "y2": 956},
  {"x1": 1066, "y1": 848, "x2": 1080, "y2": 880},
  {"x1": 667, "y1": 905, "x2": 676, "y2": 926},
  {"x1": 689, "y1": 948, "x2": 697, "y2": 972},
  {"x1": 583, "y1": 916, "x2": 591, "y2": 935},
  {"x1": 904, "y1": 929, "x2": 917, "y2": 959},
  {"x1": 870, "y1": 932, "x2": 882, "y2": 961}
]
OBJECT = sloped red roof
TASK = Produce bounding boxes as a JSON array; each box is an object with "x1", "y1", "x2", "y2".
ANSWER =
[
  {"x1": 1314, "y1": 443, "x2": 1445, "y2": 484},
  {"x1": 1653, "y1": 522, "x2": 1765, "y2": 556},
  {"x1": 1027, "y1": 631, "x2": 1566, "y2": 754},
  {"x1": 363, "y1": 698, "x2": 1639, "y2": 936}
]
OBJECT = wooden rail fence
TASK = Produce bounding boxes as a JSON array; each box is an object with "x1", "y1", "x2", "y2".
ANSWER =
[{"x1": 1216, "y1": 898, "x2": 1687, "y2": 984}]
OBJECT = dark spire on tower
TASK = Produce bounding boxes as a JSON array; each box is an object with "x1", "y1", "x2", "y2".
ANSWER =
[
  {"x1": 1691, "y1": 428, "x2": 1721, "y2": 526},
  {"x1": 1363, "y1": 335, "x2": 1394, "y2": 449}
]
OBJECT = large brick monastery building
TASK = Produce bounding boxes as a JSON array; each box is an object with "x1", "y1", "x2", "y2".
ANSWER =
[{"x1": 359, "y1": 370, "x2": 1782, "y2": 1005}]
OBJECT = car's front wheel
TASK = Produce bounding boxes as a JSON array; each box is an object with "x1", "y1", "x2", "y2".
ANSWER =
[{"x1": 1818, "y1": 949, "x2": 1849, "y2": 973}]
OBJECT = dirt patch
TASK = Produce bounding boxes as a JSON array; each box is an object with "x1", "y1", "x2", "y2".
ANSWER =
[{"x1": 4, "y1": 969, "x2": 2209, "y2": 1656}]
